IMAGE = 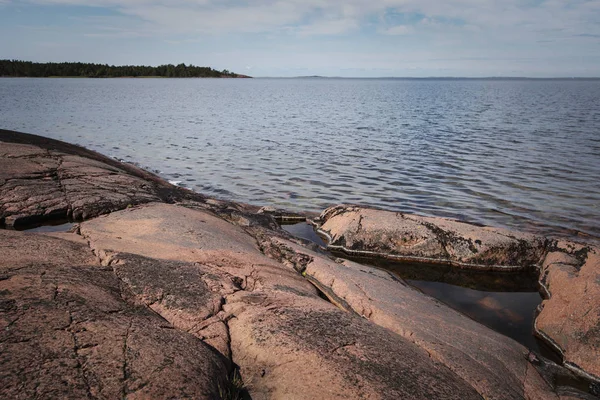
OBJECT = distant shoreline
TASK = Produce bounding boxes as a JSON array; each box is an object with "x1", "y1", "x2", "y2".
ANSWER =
[
  {"x1": 2, "y1": 76, "x2": 596, "y2": 80},
  {"x1": 0, "y1": 76, "x2": 251, "y2": 79},
  {"x1": 0, "y1": 60, "x2": 251, "y2": 78}
]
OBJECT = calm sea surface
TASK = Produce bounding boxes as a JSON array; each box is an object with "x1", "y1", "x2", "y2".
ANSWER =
[{"x1": 1, "y1": 78, "x2": 599, "y2": 240}]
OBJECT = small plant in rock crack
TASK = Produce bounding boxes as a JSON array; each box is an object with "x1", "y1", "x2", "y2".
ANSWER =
[{"x1": 218, "y1": 368, "x2": 248, "y2": 400}]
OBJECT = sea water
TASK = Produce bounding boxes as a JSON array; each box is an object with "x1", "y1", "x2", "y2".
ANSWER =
[{"x1": 1, "y1": 77, "x2": 599, "y2": 241}]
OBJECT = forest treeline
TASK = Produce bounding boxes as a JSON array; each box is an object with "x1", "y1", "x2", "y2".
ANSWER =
[{"x1": 0, "y1": 60, "x2": 250, "y2": 78}]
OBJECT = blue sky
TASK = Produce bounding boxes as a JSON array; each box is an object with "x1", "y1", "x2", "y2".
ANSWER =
[{"x1": 1, "y1": 0, "x2": 599, "y2": 77}]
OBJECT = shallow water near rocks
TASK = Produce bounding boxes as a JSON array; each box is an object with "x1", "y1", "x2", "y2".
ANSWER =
[
  {"x1": 282, "y1": 222, "x2": 547, "y2": 354},
  {"x1": 281, "y1": 221, "x2": 327, "y2": 247},
  {"x1": 407, "y1": 279, "x2": 543, "y2": 352},
  {"x1": 15, "y1": 221, "x2": 76, "y2": 233}
]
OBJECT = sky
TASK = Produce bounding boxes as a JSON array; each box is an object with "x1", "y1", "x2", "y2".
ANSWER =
[{"x1": 1, "y1": 0, "x2": 600, "y2": 77}]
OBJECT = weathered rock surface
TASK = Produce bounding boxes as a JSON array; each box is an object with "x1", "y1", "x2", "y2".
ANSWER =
[
  {"x1": 0, "y1": 227, "x2": 97, "y2": 274},
  {"x1": 0, "y1": 128, "x2": 270, "y2": 229},
  {"x1": 224, "y1": 290, "x2": 482, "y2": 400},
  {"x1": 0, "y1": 134, "x2": 159, "y2": 226},
  {"x1": 79, "y1": 202, "x2": 487, "y2": 399},
  {"x1": 536, "y1": 241, "x2": 600, "y2": 383},
  {"x1": 260, "y1": 235, "x2": 557, "y2": 400},
  {"x1": 317, "y1": 205, "x2": 548, "y2": 270},
  {"x1": 3, "y1": 134, "x2": 597, "y2": 399},
  {"x1": 315, "y1": 204, "x2": 600, "y2": 389},
  {"x1": 0, "y1": 230, "x2": 230, "y2": 399}
]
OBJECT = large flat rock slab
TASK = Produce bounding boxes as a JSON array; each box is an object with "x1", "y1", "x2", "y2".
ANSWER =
[
  {"x1": 224, "y1": 290, "x2": 482, "y2": 400},
  {"x1": 80, "y1": 202, "x2": 314, "y2": 295},
  {"x1": 537, "y1": 241, "x2": 600, "y2": 383},
  {"x1": 317, "y1": 205, "x2": 548, "y2": 270},
  {"x1": 0, "y1": 230, "x2": 230, "y2": 400},
  {"x1": 260, "y1": 235, "x2": 557, "y2": 400},
  {"x1": 79, "y1": 202, "x2": 488, "y2": 399},
  {"x1": 81, "y1": 202, "x2": 265, "y2": 263}
]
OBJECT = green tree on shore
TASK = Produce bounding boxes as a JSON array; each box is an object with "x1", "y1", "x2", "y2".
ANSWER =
[{"x1": 0, "y1": 60, "x2": 249, "y2": 78}]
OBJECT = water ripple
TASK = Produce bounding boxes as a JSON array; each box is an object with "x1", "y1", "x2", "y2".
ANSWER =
[{"x1": 1, "y1": 77, "x2": 599, "y2": 240}]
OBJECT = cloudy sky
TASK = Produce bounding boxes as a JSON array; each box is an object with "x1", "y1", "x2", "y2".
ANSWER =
[{"x1": 1, "y1": 0, "x2": 599, "y2": 77}]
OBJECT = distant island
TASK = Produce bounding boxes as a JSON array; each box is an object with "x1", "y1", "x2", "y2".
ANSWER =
[{"x1": 0, "y1": 60, "x2": 251, "y2": 78}]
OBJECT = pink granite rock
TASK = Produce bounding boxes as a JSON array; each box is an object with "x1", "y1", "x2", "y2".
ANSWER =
[
  {"x1": 318, "y1": 205, "x2": 547, "y2": 270},
  {"x1": 260, "y1": 235, "x2": 558, "y2": 400},
  {"x1": 79, "y1": 202, "x2": 486, "y2": 399},
  {"x1": 0, "y1": 230, "x2": 230, "y2": 399},
  {"x1": 536, "y1": 241, "x2": 600, "y2": 384}
]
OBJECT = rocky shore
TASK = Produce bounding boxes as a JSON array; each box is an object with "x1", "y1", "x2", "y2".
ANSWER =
[{"x1": 1, "y1": 129, "x2": 598, "y2": 399}]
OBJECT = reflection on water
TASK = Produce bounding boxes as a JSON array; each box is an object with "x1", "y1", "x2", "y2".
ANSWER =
[
  {"x1": 1, "y1": 78, "x2": 599, "y2": 242},
  {"x1": 281, "y1": 221, "x2": 327, "y2": 247},
  {"x1": 346, "y1": 256, "x2": 546, "y2": 353},
  {"x1": 17, "y1": 221, "x2": 75, "y2": 233},
  {"x1": 351, "y1": 258, "x2": 539, "y2": 292},
  {"x1": 409, "y1": 279, "x2": 543, "y2": 352},
  {"x1": 282, "y1": 221, "x2": 546, "y2": 353}
]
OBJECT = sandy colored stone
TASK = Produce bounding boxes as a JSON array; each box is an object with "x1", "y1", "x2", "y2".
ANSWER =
[
  {"x1": 80, "y1": 202, "x2": 487, "y2": 399},
  {"x1": 536, "y1": 242, "x2": 600, "y2": 382},
  {"x1": 260, "y1": 235, "x2": 558, "y2": 400},
  {"x1": 225, "y1": 289, "x2": 483, "y2": 400},
  {"x1": 80, "y1": 202, "x2": 315, "y2": 295},
  {"x1": 318, "y1": 205, "x2": 547, "y2": 270},
  {"x1": 0, "y1": 229, "x2": 98, "y2": 273},
  {"x1": 40, "y1": 230, "x2": 90, "y2": 245},
  {"x1": 0, "y1": 231, "x2": 230, "y2": 400}
]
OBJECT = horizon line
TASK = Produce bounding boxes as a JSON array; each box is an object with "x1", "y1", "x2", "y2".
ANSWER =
[{"x1": 256, "y1": 75, "x2": 600, "y2": 80}]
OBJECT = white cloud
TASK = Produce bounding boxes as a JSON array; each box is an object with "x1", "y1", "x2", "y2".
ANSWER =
[
  {"x1": 295, "y1": 17, "x2": 360, "y2": 36},
  {"x1": 12, "y1": 0, "x2": 600, "y2": 40},
  {"x1": 4, "y1": 0, "x2": 600, "y2": 75},
  {"x1": 381, "y1": 25, "x2": 413, "y2": 35}
]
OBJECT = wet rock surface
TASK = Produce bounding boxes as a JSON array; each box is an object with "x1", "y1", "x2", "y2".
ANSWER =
[{"x1": 0, "y1": 132, "x2": 160, "y2": 226}]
